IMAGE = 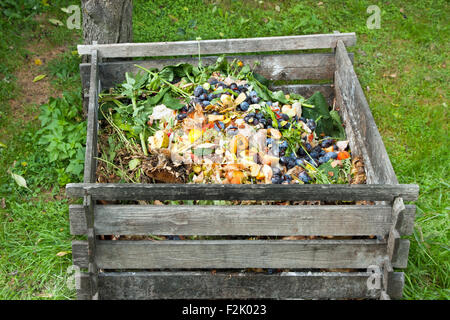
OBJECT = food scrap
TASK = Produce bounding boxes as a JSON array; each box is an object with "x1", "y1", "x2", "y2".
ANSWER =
[{"x1": 97, "y1": 57, "x2": 356, "y2": 185}]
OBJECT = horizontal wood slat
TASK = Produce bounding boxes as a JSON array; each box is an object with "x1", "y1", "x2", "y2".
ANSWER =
[
  {"x1": 69, "y1": 204, "x2": 391, "y2": 236},
  {"x1": 66, "y1": 183, "x2": 419, "y2": 201},
  {"x1": 77, "y1": 33, "x2": 357, "y2": 57},
  {"x1": 72, "y1": 239, "x2": 387, "y2": 269},
  {"x1": 69, "y1": 204, "x2": 417, "y2": 237},
  {"x1": 80, "y1": 53, "x2": 351, "y2": 93},
  {"x1": 77, "y1": 271, "x2": 381, "y2": 300}
]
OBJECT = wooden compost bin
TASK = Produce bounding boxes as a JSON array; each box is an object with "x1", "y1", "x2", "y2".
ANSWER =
[{"x1": 67, "y1": 33, "x2": 419, "y2": 300}]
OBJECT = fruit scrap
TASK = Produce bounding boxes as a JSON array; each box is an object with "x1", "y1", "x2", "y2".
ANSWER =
[
  {"x1": 99, "y1": 57, "x2": 357, "y2": 185},
  {"x1": 337, "y1": 151, "x2": 350, "y2": 160}
]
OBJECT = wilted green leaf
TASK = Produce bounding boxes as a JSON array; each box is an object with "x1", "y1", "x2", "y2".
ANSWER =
[
  {"x1": 129, "y1": 158, "x2": 141, "y2": 170},
  {"x1": 193, "y1": 148, "x2": 213, "y2": 156},
  {"x1": 162, "y1": 92, "x2": 185, "y2": 110},
  {"x1": 33, "y1": 74, "x2": 47, "y2": 82},
  {"x1": 11, "y1": 173, "x2": 30, "y2": 190},
  {"x1": 48, "y1": 18, "x2": 64, "y2": 26},
  {"x1": 271, "y1": 90, "x2": 289, "y2": 104}
]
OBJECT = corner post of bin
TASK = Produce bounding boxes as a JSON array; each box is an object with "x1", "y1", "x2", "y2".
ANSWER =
[
  {"x1": 333, "y1": 38, "x2": 419, "y2": 299},
  {"x1": 82, "y1": 41, "x2": 101, "y2": 300},
  {"x1": 380, "y1": 196, "x2": 411, "y2": 300}
]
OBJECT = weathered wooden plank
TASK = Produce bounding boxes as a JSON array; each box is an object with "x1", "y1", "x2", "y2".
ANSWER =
[
  {"x1": 69, "y1": 204, "x2": 86, "y2": 235},
  {"x1": 72, "y1": 240, "x2": 89, "y2": 269},
  {"x1": 83, "y1": 195, "x2": 99, "y2": 300},
  {"x1": 76, "y1": 273, "x2": 91, "y2": 300},
  {"x1": 335, "y1": 40, "x2": 399, "y2": 185},
  {"x1": 69, "y1": 203, "x2": 417, "y2": 237},
  {"x1": 81, "y1": 51, "x2": 100, "y2": 300},
  {"x1": 381, "y1": 257, "x2": 406, "y2": 298},
  {"x1": 399, "y1": 205, "x2": 416, "y2": 236},
  {"x1": 387, "y1": 272, "x2": 405, "y2": 300},
  {"x1": 73, "y1": 239, "x2": 386, "y2": 269},
  {"x1": 335, "y1": 69, "x2": 377, "y2": 183},
  {"x1": 68, "y1": 204, "x2": 391, "y2": 236},
  {"x1": 78, "y1": 271, "x2": 380, "y2": 300},
  {"x1": 66, "y1": 183, "x2": 419, "y2": 201},
  {"x1": 382, "y1": 258, "x2": 393, "y2": 297},
  {"x1": 69, "y1": 205, "x2": 415, "y2": 236},
  {"x1": 391, "y1": 239, "x2": 410, "y2": 269},
  {"x1": 334, "y1": 71, "x2": 366, "y2": 164},
  {"x1": 387, "y1": 199, "x2": 403, "y2": 261},
  {"x1": 83, "y1": 49, "x2": 99, "y2": 184},
  {"x1": 80, "y1": 53, "x2": 347, "y2": 91},
  {"x1": 387, "y1": 198, "x2": 411, "y2": 269},
  {"x1": 78, "y1": 33, "x2": 357, "y2": 57}
]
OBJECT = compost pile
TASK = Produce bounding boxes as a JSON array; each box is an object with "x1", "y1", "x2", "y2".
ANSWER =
[{"x1": 97, "y1": 57, "x2": 365, "y2": 186}]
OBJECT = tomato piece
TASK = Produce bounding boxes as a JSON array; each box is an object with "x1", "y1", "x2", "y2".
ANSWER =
[{"x1": 337, "y1": 151, "x2": 350, "y2": 160}]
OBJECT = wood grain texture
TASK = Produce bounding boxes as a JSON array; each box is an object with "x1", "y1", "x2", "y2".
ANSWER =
[
  {"x1": 387, "y1": 198, "x2": 404, "y2": 262},
  {"x1": 83, "y1": 195, "x2": 99, "y2": 300},
  {"x1": 335, "y1": 40, "x2": 400, "y2": 185},
  {"x1": 77, "y1": 33, "x2": 357, "y2": 57},
  {"x1": 77, "y1": 271, "x2": 380, "y2": 300},
  {"x1": 72, "y1": 239, "x2": 387, "y2": 269},
  {"x1": 83, "y1": 49, "x2": 99, "y2": 184},
  {"x1": 66, "y1": 183, "x2": 420, "y2": 201},
  {"x1": 391, "y1": 239, "x2": 410, "y2": 269},
  {"x1": 334, "y1": 71, "x2": 364, "y2": 162},
  {"x1": 69, "y1": 204, "x2": 86, "y2": 235},
  {"x1": 387, "y1": 272, "x2": 405, "y2": 300},
  {"x1": 80, "y1": 53, "x2": 350, "y2": 92},
  {"x1": 72, "y1": 240, "x2": 89, "y2": 269},
  {"x1": 69, "y1": 204, "x2": 417, "y2": 237},
  {"x1": 399, "y1": 205, "x2": 416, "y2": 236},
  {"x1": 67, "y1": 204, "x2": 391, "y2": 236}
]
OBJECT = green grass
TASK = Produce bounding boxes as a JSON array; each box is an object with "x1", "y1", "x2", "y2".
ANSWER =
[
  {"x1": 1, "y1": 0, "x2": 448, "y2": 299},
  {"x1": 0, "y1": 196, "x2": 73, "y2": 299},
  {"x1": 0, "y1": 0, "x2": 81, "y2": 299}
]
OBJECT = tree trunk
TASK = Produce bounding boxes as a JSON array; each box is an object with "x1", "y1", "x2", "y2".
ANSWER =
[
  {"x1": 82, "y1": 0, "x2": 133, "y2": 45},
  {"x1": 81, "y1": 0, "x2": 132, "y2": 115}
]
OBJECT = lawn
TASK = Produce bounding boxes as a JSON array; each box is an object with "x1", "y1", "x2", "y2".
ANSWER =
[{"x1": 0, "y1": 0, "x2": 448, "y2": 299}]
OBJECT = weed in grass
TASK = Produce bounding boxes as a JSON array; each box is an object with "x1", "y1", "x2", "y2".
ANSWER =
[{"x1": 47, "y1": 49, "x2": 81, "y2": 91}]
